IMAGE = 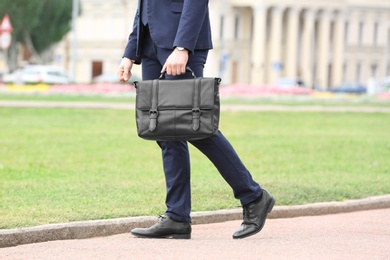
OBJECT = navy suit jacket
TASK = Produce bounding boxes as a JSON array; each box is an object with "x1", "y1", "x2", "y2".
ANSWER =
[{"x1": 123, "y1": 0, "x2": 213, "y2": 64}]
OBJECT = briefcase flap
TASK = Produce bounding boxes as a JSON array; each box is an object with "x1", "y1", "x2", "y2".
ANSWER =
[{"x1": 136, "y1": 78, "x2": 218, "y2": 110}]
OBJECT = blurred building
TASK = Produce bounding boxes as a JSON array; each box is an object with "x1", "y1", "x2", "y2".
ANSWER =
[
  {"x1": 55, "y1": 0, "x2": 389, "y2": 89},
  {"x1": 209, "y1": 0, "x2": 390, "y2": 89},
  {"x1": 55, "y1": 0, "x2": 141, "y2": 83}
]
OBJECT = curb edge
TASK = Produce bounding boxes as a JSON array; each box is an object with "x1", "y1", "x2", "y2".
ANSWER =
[{"x1": 1, "y1": 194, "x2": 390, "y2": 248}]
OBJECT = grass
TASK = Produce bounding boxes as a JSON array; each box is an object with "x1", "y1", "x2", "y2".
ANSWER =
[
  {"x1": 0, "y1": 107, "x2": 389, "y2": 229},
  {"x1": 1, "y1": 91, "x2": 390, "y2": 107}
]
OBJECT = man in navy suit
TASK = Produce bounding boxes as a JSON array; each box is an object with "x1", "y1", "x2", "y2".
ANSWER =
[{"x1": 117, "y1": 0, "x2": 275, "y2": 240}]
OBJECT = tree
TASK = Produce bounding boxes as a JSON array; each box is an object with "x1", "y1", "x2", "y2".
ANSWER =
[
  {"x1": 27, "y1": 0, "x2": 74, "y2": 64},
  {"x1": 0, "y1": 0, "x2": 77, "y2": 72},
  {"x1": 0, "y1": 0, "x2": 44, "y2": 71}
]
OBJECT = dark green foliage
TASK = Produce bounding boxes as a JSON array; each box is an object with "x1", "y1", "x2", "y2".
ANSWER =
[
  {"x1": 29, "y1": 0, "x2": 73, "y2": 53},
  {"x1": 0, "y1": 0, "x2": 44, "y2": 43},
  {"x1": 0, "y1": 0, "x2": 79, "y2": 68}
]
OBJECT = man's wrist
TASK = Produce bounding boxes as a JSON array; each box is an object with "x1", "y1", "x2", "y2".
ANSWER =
[
  {"x1": 123, "y1": 57, "x2": 136, "y2": 64},
  {"x1": 175, "y1": 47, "x2": 188, "y2": 52}
]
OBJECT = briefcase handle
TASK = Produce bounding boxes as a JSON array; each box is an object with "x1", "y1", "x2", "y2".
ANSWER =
[{"x1": 159, "y1": 66, "x2": 196, "y2": 79}]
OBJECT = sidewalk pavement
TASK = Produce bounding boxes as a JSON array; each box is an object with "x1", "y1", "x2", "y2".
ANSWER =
[
  {"x1": 0, "y1": 194, "x2": 390, "y2": 249},
  {"x1": 0, "y1": 200, "x2": 389, "y2": 260}
]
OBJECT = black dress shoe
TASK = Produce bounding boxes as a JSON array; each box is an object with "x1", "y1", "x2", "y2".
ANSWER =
[
  {"x1": 233, "y1": 189, "x2": 275, "y2": 239},
  {"x1": 131, "y1": 215, "x2": 191, "y2": 239}
]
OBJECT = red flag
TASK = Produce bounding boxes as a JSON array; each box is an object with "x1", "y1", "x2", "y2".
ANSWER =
[{"x1": 0, "y1": 14, "x2": 13, "y2": 33}]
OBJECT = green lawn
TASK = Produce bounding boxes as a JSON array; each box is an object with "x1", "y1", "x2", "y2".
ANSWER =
[
  {"x1": 0, "y1": 107, "x2": 389, "y2": 229},
  {"x1": 1, "y1": 91, "x2": 390, "y2": 107}
]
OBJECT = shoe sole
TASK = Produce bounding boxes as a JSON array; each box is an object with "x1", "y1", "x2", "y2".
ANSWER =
[
  {"x1": 233, "y1": 195, "x2": 276, "y2": 240},
  {"x1": 131, "y1": 232, "x2": 191, "y2": 239}
]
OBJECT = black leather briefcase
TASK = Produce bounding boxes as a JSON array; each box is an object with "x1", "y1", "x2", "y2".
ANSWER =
[{"x1": 133, "y1": 69, "x2": 221, "y2": 141}]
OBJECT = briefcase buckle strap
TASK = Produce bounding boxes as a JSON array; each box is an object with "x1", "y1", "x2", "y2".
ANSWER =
[
  {"x1": 149, "y1": 110, "x2": 158, "y2": 132},
  {"x1": 148, "y1": 79, "x2": 159, "y2": 132},
  {"x1": 192, "y1": 108, "x2": 201, "y2": 131},
  {"x1": 192, "y1": 77, "x2": 202, "y2": 131}
]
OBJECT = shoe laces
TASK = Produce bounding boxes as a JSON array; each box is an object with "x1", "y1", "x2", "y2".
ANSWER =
[
  {"x1": 242, "y1": 204, "x2": 254, "y2": 224},
  {"x1": 157, "y1": 215, "x2": 168, "y2": 223}
]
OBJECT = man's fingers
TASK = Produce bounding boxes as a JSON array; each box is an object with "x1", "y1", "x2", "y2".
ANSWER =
[
  {"x1": 164, "y1": 64, "x2": 186, "y2": 76},
  {"x1": 117, "y1": 58, "x2": 133, "y2": 82},
  {"x1": 117, "y1": 68, "x2": 131, "y2": 82},
  {"x1": 122, "y1": 69, "x2": 129, "y2": 79},
  {"x1": 123, "y1": 70, "x2": 132, "y2": 82},
  {"x1": 161, "y1": 64, "x2": 167, "y2": 74},
  {"x1": 117, "y1": 66, "x2": 124, "y2": 79},
  {"x1": 163, "y1": 49, "x2": 188, "y2": 76}
]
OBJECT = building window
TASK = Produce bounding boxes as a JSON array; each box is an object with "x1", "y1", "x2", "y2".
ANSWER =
[
  {"x1": 232, "y1": 61, "x2": 238, "y2": 83},
  {"x1": 356, "y1": 62, "x2": 362, "y2": 82},
  {"x1": 387, "y1": 61, "x2": 390, "y2": 76},
  {"x1": 250, "y1": 14, "x2": 254, "y2": 41},
  {"x1": 343, "y1": 62, "x2": 347, "y2": 82},
  {"x1": 234, "y1": 15, "x2": 240, "y2": 40},
  {"x1": 266, "y1": 9, "x2": 271, "y2": 44},
  {"x1": 371, "y1": 63, "x2": 378, "y2": 78},
  {"x1": 373, "y1": 22, "x2": 378, "y2": 46},
  {"x1": 344, "y1": 21, "x2": 349, "y2": 43},
  {"x1": 92, "y1": 61, "x2": 103, "y2": 79},
  {"x1": 387, "y1": 27, "x2": 390, "y2": 75},
  {"x1": 330, "y1": 20, "x2": 335, "y2": 53},
  {"x1": 220, "y1": 16, "x2": 224, "y2": 40},
  {"x1": 358, "y1": 21, "x2": 364, "y2": 46}
]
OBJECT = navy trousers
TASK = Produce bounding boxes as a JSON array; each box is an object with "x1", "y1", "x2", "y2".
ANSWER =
[{"x1": 141, "y1": 29, "x2": 262, "y2": 222}]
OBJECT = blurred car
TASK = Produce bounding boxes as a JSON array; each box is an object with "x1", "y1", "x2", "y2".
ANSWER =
[
  {"x1": 274, "y1": 77, "x2": 305, "y2": 87},
  {"x1": 3, "y1": 65, "x2": 71, "y2": 85},
  {"x1": 329, "y1": 82, "x2": 367, "y2": 94},
  {"x1": 92, "y1": 72, "x2": 141, "y2": 84},
  {"x1": 377, "y1": 77, "x2": 390, "y2": 92},
  {"x1": 261, "y1": 77, "x2": 312, "y2": 95},
  {"x1": 92, "y1": 73, "x2": 120, "y2": 83}
]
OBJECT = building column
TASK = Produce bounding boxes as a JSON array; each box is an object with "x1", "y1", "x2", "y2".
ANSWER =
[
  {"x1": 285, "y1": 7, "x2": 301, "y2": 78},
  {"x1": 345, "y1": 9, "x2": 360, "y2": 82},
  {"x1": 331, "y1": 11, "x2": 346, "y2": 87},
  {"x1": 317, "y1": 10, "x2": 332, "y2": 89},
  {"x1": 224, "y1": 8, "x2": 236, "y2": 82},
  {"x1": 251, "y1": 5, "x2": 268, "y2": 85},
  {"x1": 240, "y1": 8, "x2": 253, "y2": 84},
  {"x1": 269, "y1": 6, "x2": 284, "y2": 83},
  {"x1": 346, "y1": 9, "x2": 359, "y2": 45},
  {"x1": 379, "y1": 13, "x2": 390, "y2": 77},
  {"x1": 301, "y1": 9, "x2": 316, "y2": 88},
  {"x1": 362, "y1": 11, "x2": 374, "y2": 82},
  {"x1": 204, "y1": 0, "x2": 223, "y2": 77},
  {"x1": 362, "y1": 11, "x2": 374, "y2": 46}
]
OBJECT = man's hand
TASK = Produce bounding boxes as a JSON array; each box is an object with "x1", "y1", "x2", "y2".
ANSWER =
[
  {"x1": 117, "y1": 57, "x2": 134, "y2": 82},
  {"x1": 162, "y1": 48, "x2": 189, "y2": 76}
]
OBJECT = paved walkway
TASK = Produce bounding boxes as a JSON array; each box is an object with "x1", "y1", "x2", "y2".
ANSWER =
[
  {"x1": 1, "y1": 195, "x2": 390, "y2": 259},
  {"x1": 1, "y1": 208, "x2": 389, "y2": 260}
]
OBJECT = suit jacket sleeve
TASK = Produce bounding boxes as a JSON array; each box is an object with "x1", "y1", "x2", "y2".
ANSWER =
[
  {"x1": 173, "y1": 0, "x2": 210, "y2": 53},
  {"x1": 123, "y1": 10, "x2": 142, "y2": 64}
]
